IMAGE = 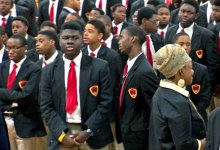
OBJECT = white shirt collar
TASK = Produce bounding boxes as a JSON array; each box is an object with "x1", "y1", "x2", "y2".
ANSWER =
[
  {"x1": 42, "y1": 50, "x2": 58, "y2": 67},
  {"x1": 127, "y1": 52, "x2": 143, "y2": 72},
  {"x1": 160, "y1": 79, "x2": 189, "y2": 98},
  {"x1": 63, "y1": 7, "x2": 77, "y2": 13},
  {"x1": 87, "y1": 44, "x2": 102, "y2": 57},
  {"x1": 63, "y1": 51, "x2": 82, "y2": 67},
  {"x1": 177, "y1": 23, "x2": 194, "y2": 39},
  {"x1": 10, "y1": 4, "x2": 17, "y2": 17},
  {"x1": 105, "y1": 33, "x2": 113, "y2": 44},
  {"x1": 9, "y1": 55, "x2": 27, "y2": 74}
]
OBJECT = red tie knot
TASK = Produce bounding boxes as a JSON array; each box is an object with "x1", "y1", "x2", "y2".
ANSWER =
[
  {"x1": 70, "y1": 61, "x2": 75, "y2": 68},
  {"x1": 90, "y1": 52, "x2": 95, "y2": 57},
  {"x1": 13, "y1": 64, "x2": 17, "y2": 69}
]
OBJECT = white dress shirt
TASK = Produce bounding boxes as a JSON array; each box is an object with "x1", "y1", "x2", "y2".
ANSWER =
[
  {"x1": 177, "y1": 23, "x2": 194, "y2": 39},
  {"x1": 87, "y1": 44, "x2": 102, "y2": 58},
  {"x1": 63, "y1": 51, "x2": 82, "y2": 123}
]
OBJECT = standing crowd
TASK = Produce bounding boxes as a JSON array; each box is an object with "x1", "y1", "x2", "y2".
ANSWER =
[{"x1": 1, "y1": 0, "x2": 220, "y2": 150}]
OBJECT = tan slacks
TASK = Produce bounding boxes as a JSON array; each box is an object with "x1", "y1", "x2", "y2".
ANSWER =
[{"x1": 5, "y1": 116, "x2": 47, "y2": 150}]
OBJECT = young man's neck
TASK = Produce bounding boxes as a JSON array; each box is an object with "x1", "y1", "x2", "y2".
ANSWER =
[
  {"x1": 113, "y1": 20, "x2": 123, "y2": 25},
  {"x1": 89, "y1": 42, "x2": 101, "y2": 51},
  {"x1": 44, "y1": 49, "x2": 56, "y2": 60}
]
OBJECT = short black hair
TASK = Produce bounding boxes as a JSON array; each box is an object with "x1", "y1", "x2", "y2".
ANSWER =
[
  {"x1": 60, "y1": 21, "x2": 83, "y2": 35},
  {"x1": 12, "y1": 16, "x2": 29, "y2": 27},
  {"x1": 38, "y1": 30, "x2": 58, "y2": 46},
  {"x1": 40, "y1": 21, "x2": 57, "y2": 32},
  {"x1": 147, "y1": 0, "x2": 164, "y2": 7},
  {"x1": 91, "y1": 8, "x2": 105, "y2": 15},
  {"x1": 87, "y1": 19, "x2": 105, "y2": 35},
  {"x1": 173, "y1": 32, "x2": 190, "y2": 43},
  {"x1": 213, "y1": 0, "x2": 220, "y2": 6},
  {"x1": 180, "y1": 0, "x2": 199, "y2": 13},
  {"x1": 67, "y1": 12, "x2": 81, "y2": 19},
  {"x1": 0, "y1": 26, "x2": 6, "y2": 36},
  {"x1": 10, "y1": 34, "x2": 27, "y2": 46},
  {"x1": 96, "y1": 15, "x2": 112, "y2": 25},
  {"x1": 156, "y1": 4, "x2": 170, "y2": 12},
  {"x1": 111, "y1": 3, "x2": 126, "y2": 12},
  {"x1": 124, "y1": 26, "x2": 146, "y2": 46},
  {"x1": 70, "y1": 19, "x2": 85, "y2": 31},
  {"x1": 137, "y1": 7, "x2": 157, "y2": 25}
]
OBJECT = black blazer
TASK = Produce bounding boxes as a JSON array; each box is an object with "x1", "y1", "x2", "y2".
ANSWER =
[
  {"x1": 130, "y1": 0, "x2": 144, "y2": 18},
  {"x1": 5, "y1": 16, "x2": 13, "y2": 37},
  {"x1": 149, "y1": 84, "x2": 206, "y2": 150},
  {"x1": 27, "y1": 35, "x2": 36, "y2": 50},
  {"x1": 82, "y1": 45, "x2": 123, "y2": 121},
  {"x1": 81, "y1": 0, "x2": 95, "y2": 22},
  {"x1": 1, "y1": 47, "x2": 9, "y2": 63},
  {"x1": 58, "y1": 8, "x2": 71, "y2": 31},
  {"x1": 0, "y1": 58, "x2": 46, "y2": 138},
  {"x1": 40, "y1": 54, "x2": 113, "y2": 149},
  {"x1": 116, "y1": 54, "x2": 158, "y2": 145},
  {"x1": 26, "y1": 48, "x2": 39, "y2": 62},
  {"x1": 206, "y1": 107, "x2": 220, "y2": 150},
  {"x1": 150, "y1": 33, "x2": 164, "y2": 52},
  {"x1": 170, "y1": 8, "x2": 208, "y2": 28},
  {"x1": 165, "y1": 24, "x2": 220, "y2": 89},
  {"x1": 38, "y1": 0, "x2": 64, "y2": 26},
  {"x1": 16, "y1": 4, "x2": 38, "y2": 36},
  {"x1": 111, "y1": 36, "x2": 128, "y2": 68},
  {"x1": 0, "y1": 106, "x2": 10, "y2": 150},
  {"x1": 186, "y1": 62, "x2": 211, "y2": 124}
]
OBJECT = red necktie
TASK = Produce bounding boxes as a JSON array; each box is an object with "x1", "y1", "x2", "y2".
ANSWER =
[
  {"x1": 98, "y1": 0, "x2": 102, "y2": 9},
  {"x1": 49, "y1": 2, "x2": 54, "y2": 22},
  {"x1": 43, "y1": 61, "x2": 48, "y2": 67},
  {"x1": 90, "y1": 52, "x2": 95, "y2": 57},
  {"x1": 1, "y1": 17, "x2": 6, "y2": 28},
  {"x1": 217, "y1": 35, "x2": 220, "y2": 53},
  {"x1": 114, "y1": 26, "x2": 118, "y2": 36},
  {"x1": 66, "y1": 61, "x2": 78, "y2": 114},
  {"x1": 125, "y1": 0, "x2": 129, "y2": 8},
  {"x1": 146, "y1": 36, "x2": 153, "y2": 66},
  {"x1": 166, "y1": 0, "x2": 172, "y2": 7},
  {"x1": 117, "y1": 63, "x2": 128, "y2": 119},
  {"x1": 7, "y1": 64, "x2": 17, "y2": 89},
  {"x1": 161, "y1": 31, "x2": 165, "y2": 40},
  {"x1": 102, "y1": 41, "x2": 107, "y2": 46},
  {"x1": 181, "y1": 28, "x2": 185, "y2": 33}
]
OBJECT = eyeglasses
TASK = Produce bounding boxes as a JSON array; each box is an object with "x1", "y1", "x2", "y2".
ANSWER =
[
  {"x1": 148, "y1": 19, "x2": 160, "y2": 26},
  {"x1": 6, "y1": 45, "x2": 25, "y2": 52}
]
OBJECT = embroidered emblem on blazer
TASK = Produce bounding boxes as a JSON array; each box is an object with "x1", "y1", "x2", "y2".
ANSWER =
[
  {"x1": 128, "y1": 88, "x2": 137, "y2": 99},
  {"x1": 89, "y1": 85, "x2": 99, "y2": 96},
  {"x1": 18, "y1": 80, "x2": 28, "y2": 89},
  {"x1": 196, "y1": 49, "x2": 203, "y2": 59},
  {"x1": 192, "y1": 84, "x2": 201, "y2": 94}
]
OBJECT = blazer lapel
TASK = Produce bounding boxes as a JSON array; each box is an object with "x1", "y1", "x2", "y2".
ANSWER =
[
  {"x1": 121, "y1": 54, "x2": 144, "y2": 103},
  {"x1": 1, "y1": 61, "x2": 10, "y2": 88},
  {"x1": 53, "y1": 58, "x2": 66, "y2": 113},
  {"x1": 79, "y1": 54, "x2": 92, "y2": 111},
  {"x1": 97, "y1": 45, "x2": 106, "y2": 59}
]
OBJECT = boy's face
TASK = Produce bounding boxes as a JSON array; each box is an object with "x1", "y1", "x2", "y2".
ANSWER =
[
  {"x1": 112, "y1": 6, "x2": 126, "y2": 23},
  {"x1": 83, "y1": 24, "x2": 103, "y2": 45},
  {"x1": 213, "y1": 5, "x2": 220, "y2": 22},
  {"x1": 157, "y1": 7, "x2": 170, "y2": 26},
  {"x1": 142, "y1": 14, "x2": 159, "y2": 33},
  {"x1": 175, "y1": 35, "x2": 191, "y2": 54}
]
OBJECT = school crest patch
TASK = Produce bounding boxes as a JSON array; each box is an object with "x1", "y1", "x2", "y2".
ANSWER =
[
  {"x1": 128, "y1": 88, "x2": 137, "y2": 99},
  {"x1": 192, "y1": 84, "x2": 201, "y2": 94},
  {"x1": 89, "y1": 85, "x2": 99, "y2": 96},
  {"x1": 18, "y1": 80, "x2": 28, "y2": 89},
  {"x1": 196, "y1": 49, "x2": 203, "y2": 59}
]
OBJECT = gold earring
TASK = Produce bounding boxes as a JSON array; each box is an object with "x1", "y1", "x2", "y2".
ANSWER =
[{"x1": 177, "y1": 79, "x2": 185, "y2": 88}]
